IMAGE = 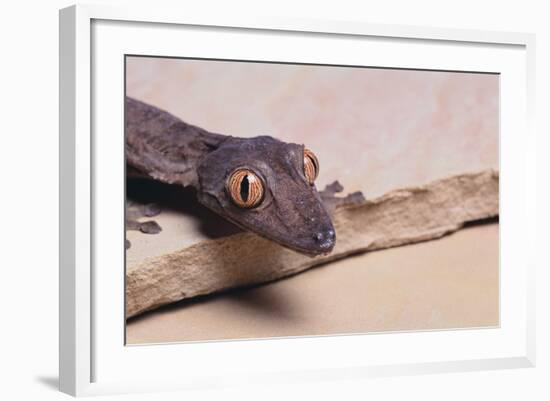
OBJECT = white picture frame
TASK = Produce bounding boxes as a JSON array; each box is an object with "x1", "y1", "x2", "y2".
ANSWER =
[{"x1": 59, "y1": 4, "x2": 536, "y2": 397}]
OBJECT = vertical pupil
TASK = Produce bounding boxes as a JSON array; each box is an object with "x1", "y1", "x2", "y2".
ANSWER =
[
  {"x1": 308, "y1": 155, "x2": 317, "y2": 171},
  {"x1": 240, "y1": 175, "x2": 250, "y2": 202}
]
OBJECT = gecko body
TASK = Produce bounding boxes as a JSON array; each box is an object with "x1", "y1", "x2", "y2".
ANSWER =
[{"x1": 126, "y1": 97, "x2": 364, "y2": 255}]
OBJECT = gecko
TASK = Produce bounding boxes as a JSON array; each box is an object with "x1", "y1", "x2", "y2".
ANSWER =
[{"x1": 125, "y1": 97, "x2": 364, "y2": 256}]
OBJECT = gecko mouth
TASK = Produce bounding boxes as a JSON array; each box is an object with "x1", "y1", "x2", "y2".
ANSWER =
[
  {"x1": 252, "y1": 226, "x2": 336, "y2": 257},
  {"x1": 213, "y1": 210, "x2": 335, "y2": 256},
  {"x1": 282, "y1": 240, "x2": 336, "y2": 257}
]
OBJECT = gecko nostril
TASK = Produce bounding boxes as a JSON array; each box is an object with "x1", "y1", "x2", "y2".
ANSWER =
[
  {"x1": 313, "y1": 232, "x2": 324, "y2": 242},
  {"x1": 312, "y1": 229, "x2": 336, "y2": 244}
]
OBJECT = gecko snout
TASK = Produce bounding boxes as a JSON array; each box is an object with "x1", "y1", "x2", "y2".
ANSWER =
[{"x1": 312, "y1": 228, "x2": 336, "y2": 251}]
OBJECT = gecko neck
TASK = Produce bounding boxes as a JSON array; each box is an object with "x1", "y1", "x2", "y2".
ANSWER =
[{"x1": 125, "y1": 97, "x2": 228, "y2": 187}]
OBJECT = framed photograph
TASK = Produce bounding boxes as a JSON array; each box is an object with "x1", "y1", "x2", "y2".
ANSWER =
[{"x1": 59, "y1": 4, "x2": 536, "y2": 396}]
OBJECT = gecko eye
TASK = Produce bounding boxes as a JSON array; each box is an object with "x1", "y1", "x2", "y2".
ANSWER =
[
  {"x1": 303, "y1": 148, "x2": 319, "y2": 185},
  {"x1": 227, "y1": 168, "x2": 265, "y2": 208}
]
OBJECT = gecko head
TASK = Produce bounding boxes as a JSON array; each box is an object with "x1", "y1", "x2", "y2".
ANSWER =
[{"x1": 196, "y1": 135, "x2": 335, "y2": 256}]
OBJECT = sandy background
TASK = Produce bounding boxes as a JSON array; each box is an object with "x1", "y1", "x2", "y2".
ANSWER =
[
  {"x1": 126, "y1": 57, "x2": 498, "y2": 197},
  {"x1": 125, "y1": 56, "x2": 499, "y2": 343},
  {"x1": 128, "y1": 224, "x2": 498, "y2": 343}
]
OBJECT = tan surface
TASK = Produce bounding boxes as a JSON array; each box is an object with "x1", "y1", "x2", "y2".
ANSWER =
[
  {"x1": 127, "y1": 223, "x2": 499, "y2": 344},
  {"x1": 125, "y1": 58, "x2": 499, "y2": 343},
  {"x1": 126, "y1": 57, "x2": 499, "y2": 199},
  {"x1": 126, "y1": 170, "x2": 499, "y2": 318}
]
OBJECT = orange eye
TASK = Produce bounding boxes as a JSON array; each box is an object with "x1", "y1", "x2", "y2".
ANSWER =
[
  {"x1": 227, "y1": 168, "x2": 265, "y2": 208},
  {"x1": 303, "y1": 148, "x2": 319, "y2": 185}
]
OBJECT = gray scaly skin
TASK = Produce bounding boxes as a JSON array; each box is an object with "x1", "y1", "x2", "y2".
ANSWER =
[{"x1": 125, "y1": 97, "x2": 364, "y2": 256}]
